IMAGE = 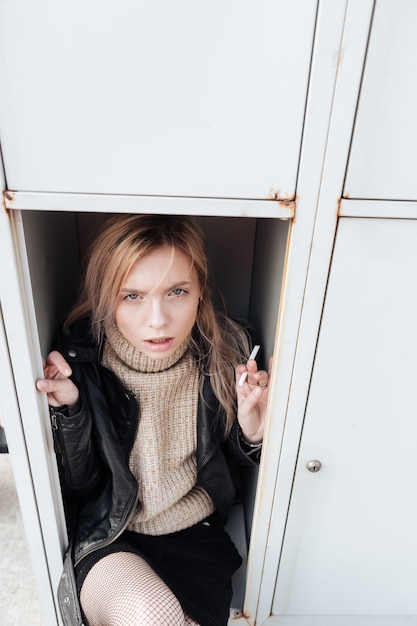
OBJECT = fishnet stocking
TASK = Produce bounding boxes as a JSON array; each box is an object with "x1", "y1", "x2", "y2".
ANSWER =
[{"x1": 80, "y1": 551, "x2": 200, "y2": 626}]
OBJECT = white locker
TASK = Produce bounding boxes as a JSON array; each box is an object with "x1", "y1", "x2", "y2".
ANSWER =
[
  {"x1": 0, "y1": 0, "x2": 316, "y2": 200},
  {"x1": 0, "y1": 0, "x2": 302, "y2": 612},
  {"x1": 345, "y1": 0, "x2": 417, "y2": 200},
  {"x1": 273, "y1": 217, "x2": 417, "y2": 624},
  {"x1": 3, "y1": 2, "x2": 417, "y2": 626}
]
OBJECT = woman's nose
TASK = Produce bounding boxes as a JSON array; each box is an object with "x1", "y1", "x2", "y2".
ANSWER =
[{"x1": 148, "y1": 298, "x2": 168, "y2": 328}]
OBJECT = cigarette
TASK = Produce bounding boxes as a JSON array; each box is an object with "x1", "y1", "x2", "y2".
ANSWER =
[{"x1": 238, "y1": 344, "x2": 260, "y2": 387}]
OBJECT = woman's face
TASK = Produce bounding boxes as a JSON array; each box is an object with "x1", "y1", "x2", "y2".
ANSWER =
[{"x1": 114, "y1": 245, "x2": 201, "y2": 359}]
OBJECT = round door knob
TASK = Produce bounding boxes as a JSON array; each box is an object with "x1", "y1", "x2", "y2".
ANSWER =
[{"x1": 306, "y1": 460, "x2": 322, "y2": 473}]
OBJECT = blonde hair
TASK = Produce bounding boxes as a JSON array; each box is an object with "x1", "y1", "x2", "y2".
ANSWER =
[{"x1": 66, "y1": 214, "x2": 250, "y2": 433}]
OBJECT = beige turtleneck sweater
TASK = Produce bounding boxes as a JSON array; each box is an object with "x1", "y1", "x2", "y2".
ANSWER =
[{"x1": 102, "y1": 324, "x2": 215, "y2": 536}]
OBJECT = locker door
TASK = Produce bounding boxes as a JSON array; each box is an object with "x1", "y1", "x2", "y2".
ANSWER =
[
  {"x1": 0, "y1": 306, "x2": 61, "y2": 624},
  {"x1": 345, "y1": 0, "x2": 417, "y2": 200},
  {"x1": 272, "y1": 217, "x2": 417, "y2": 624},
  {"x1": 0, "y1": 206, "x2": 69, "y2": 625},
  {"x1": 0, "y1": 0, "x2": 316, "y2": 199}
]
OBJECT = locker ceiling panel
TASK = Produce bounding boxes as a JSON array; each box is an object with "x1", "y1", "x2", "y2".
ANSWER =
[
  {"x1": 0, "y1": 0, "x2": 316, "y2": 199},
  {"x1": 345, "y1": 0, "x2": 417, "y2": 201}
]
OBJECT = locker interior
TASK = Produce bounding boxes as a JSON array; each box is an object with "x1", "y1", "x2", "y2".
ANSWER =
[{"x1": 19, "y1": 208, "x2": 289, "y2": 605}]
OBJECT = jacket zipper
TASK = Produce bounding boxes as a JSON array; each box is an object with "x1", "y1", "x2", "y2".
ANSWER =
[
  {"x1": 74, "y1": 486, "x2": 139, "y2": 567},
  {"x1": 49, "y1": 390, "x2": 141, "y2": 568},
  {"x1": 73, "y1": 391, "x2": 140, "y2": 567}
]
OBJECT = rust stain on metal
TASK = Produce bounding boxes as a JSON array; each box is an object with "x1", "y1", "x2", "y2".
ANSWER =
[
  {"x1": 267, "y1": 187, "x2": 295, "y2": 202},
  {"x1": 279, "y1": 198, "x2": 296, "y2": 213},
  {"x1": 337, "y1": 197, "x2": 342, "y2": 217},
  {"x1": 2, "y1": 191, "x2": 12, "y2": 213},
  {"x1": 267, "y1": 189, "x2": 297, "y2": 220},
  {"x1": 3, "y1": 190, "x2": 15, "y2": 206}
]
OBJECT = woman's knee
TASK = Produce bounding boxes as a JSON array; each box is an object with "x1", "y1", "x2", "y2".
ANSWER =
[{"x1": 80, "y1": 551, "x2": 186, "y2": 626}]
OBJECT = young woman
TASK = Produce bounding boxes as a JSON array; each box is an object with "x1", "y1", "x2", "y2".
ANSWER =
[{"x1": 36, "y1": 214, "x2": 270, "y2": 626}]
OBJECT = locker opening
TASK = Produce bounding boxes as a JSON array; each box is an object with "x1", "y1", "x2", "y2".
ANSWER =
[{"x1": 20, "y1": 209, "x2": 289, "y2": 610}]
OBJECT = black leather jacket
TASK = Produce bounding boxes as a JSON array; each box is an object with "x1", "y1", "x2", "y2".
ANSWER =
[{"x1": 51, "y1": 319, "x2": 260, "y2": 626}]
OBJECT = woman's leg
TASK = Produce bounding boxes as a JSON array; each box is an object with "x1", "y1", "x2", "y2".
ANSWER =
[{"x1": 80, "y1": 551, "x2": 200, "y2": 626}]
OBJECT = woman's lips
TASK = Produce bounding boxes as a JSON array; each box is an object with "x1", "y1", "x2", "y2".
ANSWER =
[{"x1": 144, "y1": 337, "x2": 174, "y2": 352}]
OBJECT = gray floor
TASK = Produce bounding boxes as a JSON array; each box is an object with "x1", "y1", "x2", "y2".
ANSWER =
[{"x1": 0, "y1": 453, "x2": 44, "y2": 625}]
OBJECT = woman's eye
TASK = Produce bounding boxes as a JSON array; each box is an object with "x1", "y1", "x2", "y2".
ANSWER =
[
  {"x1": 124, "y1": 293, "x2": 139, "y2": 301},
  {"x1": 170, "y1": 288, "x2": 186, "y2": 296}
]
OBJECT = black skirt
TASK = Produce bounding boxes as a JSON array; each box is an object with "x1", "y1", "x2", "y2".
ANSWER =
[{"x1": 75, "y1": 517, "x2": 243, "y2": 626}]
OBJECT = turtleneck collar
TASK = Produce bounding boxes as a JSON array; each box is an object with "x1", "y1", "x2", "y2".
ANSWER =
[{"x1": 104, "y1": 323, "x2": 190, "y2": 373}]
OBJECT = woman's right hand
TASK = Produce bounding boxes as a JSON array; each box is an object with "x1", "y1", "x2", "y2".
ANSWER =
[{"x1": 36, "y1": 350, "x2": 80, "y2": 409}]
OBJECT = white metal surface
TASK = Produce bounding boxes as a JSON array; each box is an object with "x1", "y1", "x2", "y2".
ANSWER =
[
  {"x1": 0, "y1": 309, "x2": 52, "y2": 625},
  {"x1": 1, "y1": 2, "x2": 415, "y2": 625},
  {"x1": 258, "y1": 619, "x2": 416, "y2": 626},
  {"x1": 0, "y1": 0, "x2": 316, "y2": 199},
  {"x1": 345, "y1": 0, "x2": 417, "y2": 200},
  {"x1": 273, "y1": 217, "x2": 417, "y2": 621},
  {"x1": 0, "y1": 207, "x2": 67, "y2": 625},
  {"x1": 3, "y1": 191, "x2": 294, "y2": 220},
  {"x1": 244, "y1": 2, "x2": 374, "y2": 623},
  {"x1": 340, "y1": 198, "x2": 417, "y2": 219},
  {"x1": 1, "y1": 162, "x2": 55, "y2": 623}
]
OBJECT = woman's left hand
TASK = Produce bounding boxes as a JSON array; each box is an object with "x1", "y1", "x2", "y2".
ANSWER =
[{"x1": 236, "y1": 356, "x2": 272, "y2": 444}]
